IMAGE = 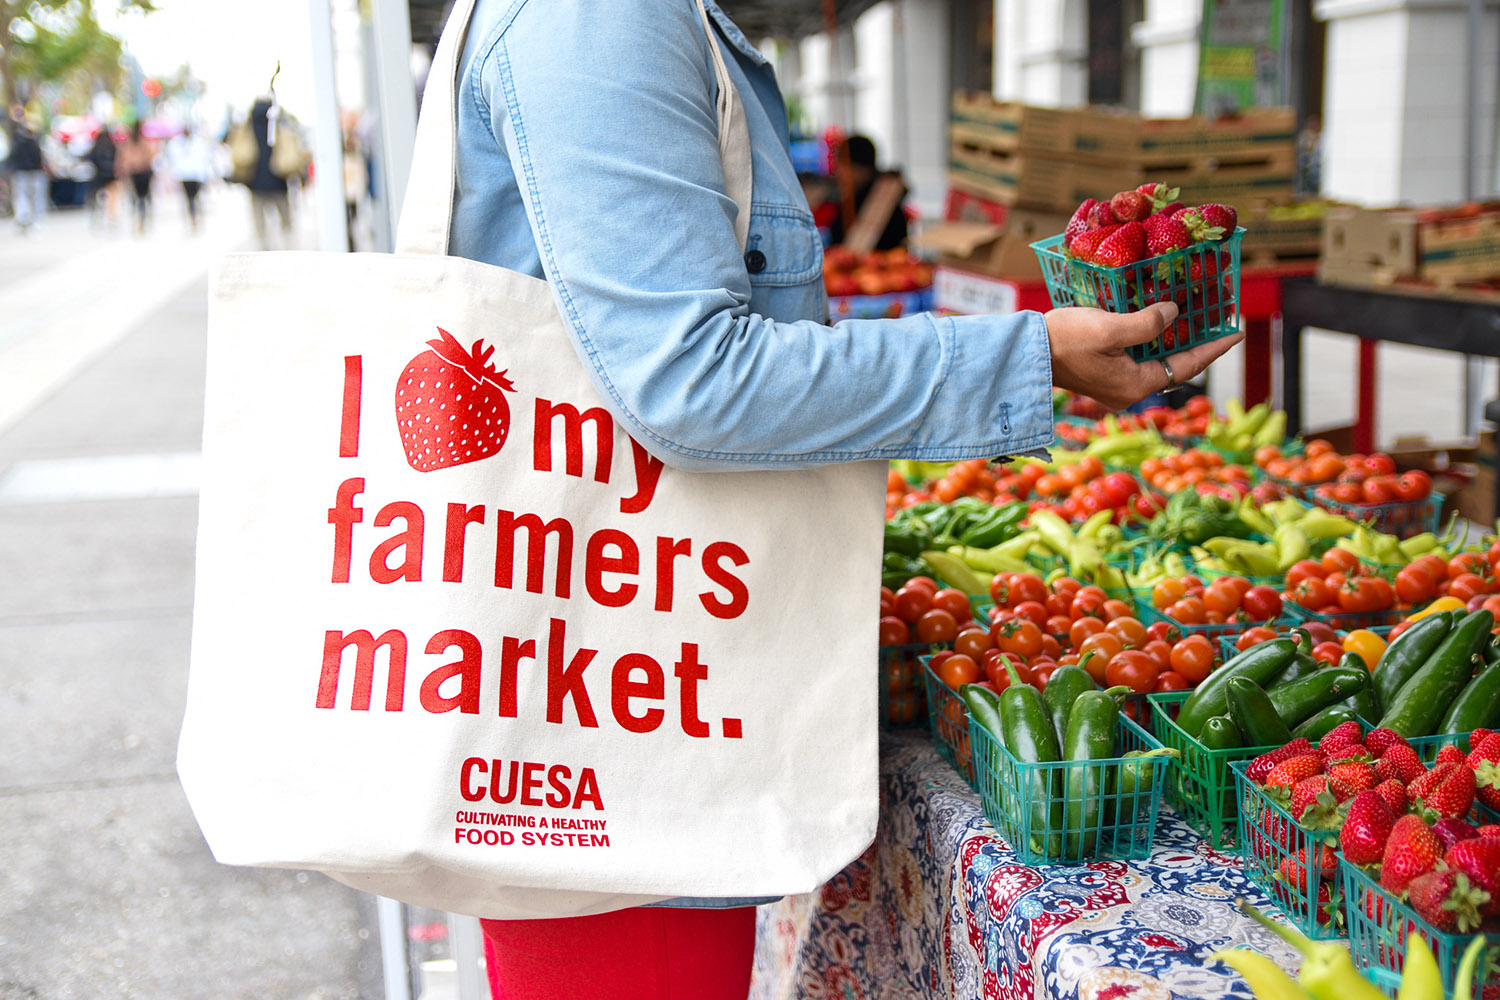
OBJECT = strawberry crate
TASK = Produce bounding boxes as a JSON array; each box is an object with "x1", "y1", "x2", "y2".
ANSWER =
[
  {"x1": 1308, "y1": 491, "x2": 1444, "y2": 541},
  {"x1": 921, "y1": 658, "x2": 975, "y2": 785},
  {"x1": 1031, "y1": 228, "x2": 1244, "y2": 362},
  {"x1": 1229, "y1": 759, "x2": 1348, "y2": 939},
  {"x1": 967, "y1": 710, "x2": 1171, "y2": 865},
  {"x1": 1148, "y1": 689, "x2": 1279, "y2": 848},
  {"x1": 1340, "y1": 860, "x2": 1500, "y2": 1000},
  {"x1": 880, "y1": 642, "x2": 931, "y2": 729}
]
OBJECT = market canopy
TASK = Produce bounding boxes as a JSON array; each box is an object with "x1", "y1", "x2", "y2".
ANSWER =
[{"x1": 406, "y1": 0, "x2": 886, "y2": 45}]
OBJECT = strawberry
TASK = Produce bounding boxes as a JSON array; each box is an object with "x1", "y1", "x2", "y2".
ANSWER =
[
  {"x1": 1469, "y1": 731, "x2": 1500, "y2": 811},
  {"x1": 1249, "y1": 803, "x2": 1295, "y2": 865},
  {"x1": 1181, "y1": 203, "x2": 1237, "y2": 242},
  {"x1": 1477, "y1": 824, "x2": 1500, "y2": 839},
  {"x1": 1432, "y1": 817, "x2": 1480, "y2": 852},
  {"x1": 1327, "y1": 759, "x2": 1378, "y2": 794},
  {"x1": 1436, "y1": 744, "x2": 1468, "y2": 767},
  {"x1": 1263, "y1": 754, "x2": 1326, "y2": 806},
  {"x1": 1471, "y1": 727, "x2": 1496, "y2": 746},
  {"x1": 1375, "y1": 743, "x2": 1426, "y2": 785},
  {"x1": 1374, "y1": 777, "x2": 1410, "y2": 815},
  {"x1": 1445, "y1": 837, "x2": 1500, "y2": 916},
  {"x1": 1092, "y1": 221, "x2": 1147, "y2": 268},
  {"x1": 1365, "y1": 728, "x2": 1410, "y2": 759},
  {"x1": 1380, "y1": 814, "x2": 1442, "y2": 895},
  {"x1": 1069, "y1": 224, "x2": 1118, "y2": 263},
  {"x1": 395, "y1": 328, "x2": 517, "y2": 473},
  {"x1": 1291, "y1": 775, "x2": 1356, "y2": 828},
  {"x1": 1109, "y1": 190, "x2": 1153, "y2": 223},
  {"x1": 1135, "y1": 182, "x2": 1181, "y2": 209},
  {"x1": 1279, "y1": 843, "x2": 1339, "y2": 885},
  {"x1": 1064, "y1": 199, "x2": 1098, "y2": 248},
  {"x1": 1411, "y1": 762, "x2": 1475, "y2": 822},
  {"x1": 1408, "y1": 870, "x2": 1487, "y2": 932},
  {"x1": 1247, "y1": 739, "x2": 1315, "y2": 784},
  {"x1": 1087, "y1": 202, "x2": 1118, "y2": 228},
  {"x1": 1319, "y1": 720, "x2": 1364, "y2": 756},
  {"x1": 1143, "y1": 213, "x2": 1191, "y2": 256},
  {"x1": 1340, "y1": 790, "x2": 1397, "y2": 866},
  {"x1": 1160, "y1": 201, "x2": 1186, "y2": 217}
]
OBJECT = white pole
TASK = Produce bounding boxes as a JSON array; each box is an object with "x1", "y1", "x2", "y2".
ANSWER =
[
  {"x1": 369, "y1": 0, "x2": 418, "y2": 243},
  {"x1": 307, "y1": 0, "x2": 350, "y2": 251}
]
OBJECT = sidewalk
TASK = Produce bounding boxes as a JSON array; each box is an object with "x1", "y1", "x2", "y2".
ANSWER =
[{"x1": 0, "y1": 187, "x2": 385, "y2": 998}]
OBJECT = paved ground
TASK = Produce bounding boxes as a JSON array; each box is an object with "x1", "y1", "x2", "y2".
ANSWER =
[{"x1": 0, "y1": 185, "x2": 388, "y2": 999}]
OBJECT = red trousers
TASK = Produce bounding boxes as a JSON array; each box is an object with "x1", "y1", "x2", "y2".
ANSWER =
[{"x1": 480, "y1": 905, "x2": 757, "y2": 1000}]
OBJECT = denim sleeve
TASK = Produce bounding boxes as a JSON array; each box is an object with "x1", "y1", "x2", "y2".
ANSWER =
[{"x1": 476, "y1": 0, "x2": 1053, "y2": 471}]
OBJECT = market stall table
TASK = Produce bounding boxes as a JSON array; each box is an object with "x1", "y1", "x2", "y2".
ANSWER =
[
  {"x1": 1279, "y1": 277, "x2": 1500, "y2": 459},
  {"x1": 750, "y1": 731, "x2": 1301, "y2": 1000}
]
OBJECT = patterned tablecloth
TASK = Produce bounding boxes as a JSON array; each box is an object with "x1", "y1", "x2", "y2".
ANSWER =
[{"x1": 750, "y1": 731, "x2": 1303, "y2": 1000}]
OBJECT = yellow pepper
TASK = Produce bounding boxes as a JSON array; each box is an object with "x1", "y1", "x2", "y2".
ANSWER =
[
  {"x1": 1238, "y1": 900, "x2": 1389, "y2": 1000},
  {"x1": 1407, "y1": 596, "x2": 1466, "y2": 621},
  {"x1": 1396, "y1": 935, "x2": 1441, "y2": 1000},
  {"x1": 1214, "y1": 949, "x2": 1312, "y2": 1000}
]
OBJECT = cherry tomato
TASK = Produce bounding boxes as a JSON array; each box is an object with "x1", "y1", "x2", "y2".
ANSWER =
[
  {"x1": 1104, "y1": 615, "x2": 1148, "y2": 648},
  {"x1": 1310, "y1": 640, "x2": 1344, "y2": 666},
  {"x1": 1045, "y1": 614, "x2": 1073, "y2": 637},
  {"x1": 1293, "y1": 577, "x2": 1332, "y2": 612},
  {"x1": 1166, "y1": 596, "x2": 1207, "y2": 625},
  {"x1": 1241, "y1": 585, "x2": 1283, "y2": 622},
  {"x1": 1337, "y1": 577, "x2": 1385, "y2": 614},
  {"x1": 1202, "y1": 582, "x2": 1241, "y2": 617},
  {"x1": 995, "y1": 618, "x2": 1044, "y2": 659},
  {"x1": 1101, "y1": 598, "x2": 1134, "y2": 622},
  {"x1": 1236, "y1": 625, "x2": 1279, "y2": 651},
  {"x1": 1153, "y1": 670, "x2": 1191, "y2": 692},
  {"x1": 1396, "y1": 470, "x2": 1432, "y2": 501},
  {"x1": 1449, "y1": 572, "x2": 1491, "y2": 604},
  {"x1": 937, "y1": 652, "x2": 981, "y2": 689},
  {"x1": 1071, "y1": 592, "x2": 1107, "y2": 620},
  {"x1": 905, "y1": 576, "x2": 940, "y2": 595},
  {"x1": 1395, "y1": 564, "x2": 1439, "y2": 605},
  {"x1": 1449, "y1": 553, "x2": 1489, "y2": 580},
  {"x1": 1106, "y1": 650, "x2": 1159, "y2": 694},
  {"x1": 1145, "y1": 620, "x2": 1182, "y2": 645},
  {"x1": 879, "y1": 616, "x2": 911, "y2": 647},
  {"x1": 954, "y1": 627, "x2": 993, "y2": 660},
  {"x1": 916, "y1": 608, "x2": 960, "y2": 644},
  {"x1": 1362, "y1": 477, "x2": 1400, "y2": 505},
  {"x1": 1322, "y1": 547, "x2": 1360, "y2": 575},
  {"x1": 1168, "y1": 634, "x2": 1215, "y2": 684},
  {"x1": 1152, "y1": 577, "x2": 1188, "y2": 610},
  {"x1": 1012, "y1": 600, "x2": 1050, "y2": 628},
  {"x1": 989, "y1": 573, "x2": 1014, "y2": 607},
  {"x1": 1067, "y1": 615, "x2": 1107, "y2": 648},
  {"x1": 931, "y1": 588, "x2": 973, "y2": 623},
  {"x1": 1285, "y1": 559, "x2": 1329, "y2": 587},
  {"x1": 1008, "y1": 573, "x2": 1048, "y2": 607},
  {"x1": 1141, "y1": 639, "x2": 1173, "y2": 670},
  {"x1": 892, "y1": 586, "x2": 934, "y2": 624}
]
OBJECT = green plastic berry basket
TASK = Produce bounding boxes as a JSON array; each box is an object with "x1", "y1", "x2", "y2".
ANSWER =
[
  {"x1": 878, "y1": 642, "x2": 931, "y2": 730},
  {"x1": 921, "y1": 658, "x2": 975, "y2": 786},
  {"x1": 967, "y1": 710, "x2": 1170, "y2": 865},
  {"x1": 1229, "y1": 759, "x2": 1348, "y2": 940},
  {"x1": 1307, "y1": 491, "x2": 1444, "y2": 541},
  {"x1": 1340, "y1": 859, "x2": 1500, "y2": 999},
  {"x1": 1147, "y1": 689, "x2": 1278, "y2": 849},
  {"x1": 1031, "y1": 228, "x2": 1245, "y2": 362}
]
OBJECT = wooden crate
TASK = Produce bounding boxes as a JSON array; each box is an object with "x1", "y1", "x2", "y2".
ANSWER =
[
  {"x1": 1419, "y1": 205, "x2": 1500, "y2": 284},
  {"x1": 1318, "y1": 206, "x2": 1421, "y2": 286},
  {"x1": 1240, "y1": 202, "x2": 1330, "y2": 265},
  {"x1": 948, "y1": 94, "x2": 1090, "y2": 156}
]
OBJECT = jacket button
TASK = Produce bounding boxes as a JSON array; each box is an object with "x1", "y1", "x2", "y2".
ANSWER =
[{"x1": 744, "y1": 249, "x2": 767, "y2": 273}]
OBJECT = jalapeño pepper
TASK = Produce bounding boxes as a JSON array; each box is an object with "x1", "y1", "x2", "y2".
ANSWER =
[
  {"x1": 1062, "y1": 684, "x2": 1129, "y2": 857},
  {"x1": 1000, "y1": 661, "x2": 1063, "y2": 855}
]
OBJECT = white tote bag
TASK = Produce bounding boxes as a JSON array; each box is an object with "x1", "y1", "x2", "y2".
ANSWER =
[{"x1": 178, "y1": 0, "x2": 886, "y2": 920}]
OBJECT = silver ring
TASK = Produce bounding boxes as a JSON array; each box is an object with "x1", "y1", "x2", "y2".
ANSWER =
[{"x1": 1160, "y1": 357, "x2": 1176, "y2": 389}]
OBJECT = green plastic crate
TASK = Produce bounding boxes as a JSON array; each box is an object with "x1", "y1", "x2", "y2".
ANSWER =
[
  {"x1": 1031, "y1": 229, "x2": 1244, "y2": 362},
  {"x1": 1230, "y1": 759, "x2": 1347, "y2": 939},
  {"x1": 1341, "y1": 859, "x2": 1500, "y2": 998},
  {"x1": 1147, "y1": 689, "x2": 1279, "y2": 848},
  {"x1": 921, "y1": 659, "x2": 975, "y2": 785},
  {"x1": 967, "y1": 711, "x2": 1170, "y2": 865},
  {"x1": 879, "y1": 642, "x2": 931, "y2": 730}
]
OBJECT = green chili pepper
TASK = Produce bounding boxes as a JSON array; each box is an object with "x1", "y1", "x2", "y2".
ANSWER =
[
  {"x1": 1379, "y1": 609, "x2": 1493, "y2": 737},
  {"x1": 1041, "y1": 656, "x2": 1097, "y2": 748},
  {"x1": 956, "y1": 501, "x2": 1027, "y2": 549},
  {"x1": 1062, "y1": 684, "x2": 1130, "y2": 857},
  {"x1": 1371, "y1": 610, "x2": 1455, "y2": 710},
  {"x1": 1226, "y1": 676, "x2": 1294, "y2": 746},
  {"x1": 1198, "y1": 715, "x2": 1243, "y2": 750},
  {"x1": 1114, "y1": 748, "x2": 1179, "y2": 829},
  {"x1": 999, "y1": 661, "x2": 1063, "y2": 856},
  {"x1": 884, "y1": 515, "x2": 934, "y2": 557}
]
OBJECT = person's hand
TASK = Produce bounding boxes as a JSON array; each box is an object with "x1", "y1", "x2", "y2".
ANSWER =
[{"x1": 1044, "y1": 303, "x2": 1244, "y2": 411}]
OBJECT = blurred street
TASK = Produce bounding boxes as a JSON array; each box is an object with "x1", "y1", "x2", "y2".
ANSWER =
[{"x1": 0, "y1": 183, "x2": 384, "y2": 999}]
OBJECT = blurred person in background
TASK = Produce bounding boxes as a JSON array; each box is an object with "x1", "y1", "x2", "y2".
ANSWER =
[
  {"x1": 826, "y1": 134, "x2": 909, "y2": 251},
  {"x1": 167, "y1": 124, "x2": 218, "y2": 233},
  {"x1": 86, "y1": 122, "x2": 120, "y2": 228},
  {"x1": 7, "y1": 105, "x2": 47, "y2": 235},
  {"x1": 117, "y1": 120, "x2": 157, "y2": 234},
  {"x1": 342, "y1": 129, "x2": 368, "y2": 249},
  {"x1": 232, "y1": 97, "x2": 294, "y2": 249}
]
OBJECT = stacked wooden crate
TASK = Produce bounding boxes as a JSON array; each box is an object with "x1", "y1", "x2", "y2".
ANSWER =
[{"x1": 1318, "y1": 203, "x2": 1500, "y2": 298}]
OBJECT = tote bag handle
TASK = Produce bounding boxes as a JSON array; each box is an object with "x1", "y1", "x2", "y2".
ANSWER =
[{"x1": 395, "y1": 0, "x2": 754, "y2": 256}]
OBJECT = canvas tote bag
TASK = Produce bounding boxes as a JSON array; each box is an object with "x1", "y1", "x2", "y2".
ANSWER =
[{"x1": 178, "y1": 0, "x2": 886, "y2": 920}]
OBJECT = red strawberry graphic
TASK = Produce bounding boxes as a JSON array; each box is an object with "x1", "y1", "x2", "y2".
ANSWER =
[{"x1": 395, "y1": 328, "x2": 517, "y2": 472}]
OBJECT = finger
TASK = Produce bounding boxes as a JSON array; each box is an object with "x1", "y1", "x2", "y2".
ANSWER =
[
  {"x1": 1110, "y1": 302, "x2": 1180, "y2": 350},
  {"x1": 1164, "y1": 330, "x2": 1246, "y2": 383}
]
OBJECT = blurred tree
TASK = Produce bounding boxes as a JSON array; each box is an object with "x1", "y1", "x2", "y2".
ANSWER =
[{"x1": 1, "y1": 0, "x2": 155, "y2": 115}]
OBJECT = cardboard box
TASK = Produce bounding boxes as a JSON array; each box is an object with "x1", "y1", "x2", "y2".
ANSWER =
[
  {"x1": 1318, "y1": 206, "x2": 1420, "y2": 287},
  {"x1": 1420, "y1": 209, "x2": 1500, "y2": 284},
  {"x1": 948, "y1": 94, "x2": 1087, "y2": 156},
  {"x1": 914, "y1": 208, "x2": 1070, "y2": 282}
]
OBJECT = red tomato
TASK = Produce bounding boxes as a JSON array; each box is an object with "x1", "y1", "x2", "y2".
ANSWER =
[
  {"x1": 1449, "y1": 553, "x2": 1489, "y2": 580},
  {"x1": 1141, "y1": 639, "x2": 1173, "y2": 670},
  {"x1": 1106, "y1": 650, "x2": 1159, "y2": 694},
  {"x1": 1311, "y1": 640, "x2": 1344, "y2": 666},
  {"x1": 1145, "y1": 620, "x2": 1182, "y2": 645},
  {"x1": 1167, "y1": 596, "x2": 1207, "y2": 625},
  {"x1": 1293, "y1": 577, "x2": 1332, "y2": 611},
  {"x1": 1285, "y1": 559, "x2": 1329, "y2": 587},
  {"x1": 1071, "y1": 592, "x2": 1107, "y2": 620},
  {"x1": 1322, "y1": 547, "x2": 1360, "y2": 575},
  {"x1": 931, "y1": 588, "x2": 973, "y2": 623},
  {"x1": 1045, "y1": 614, "x2": 1073, "y2": 637},
  {"x1": 1153, "y1": 670, "x2": 1191, "y2": 692},
  {"x1": 995, "y1": 619, "x2": 1044, "y2": 659},
  {"x1": 1236, "y1": 625, "x2": 1279, "y2": 651},
  {"x1": 1168, "y1": 635, "x2": 1215, "y2": 684},
  {"x1": 1396, "y1": 470, "x2": 1432, "y2": 501},
  {"x1": 954, "y1": 627, "x2": 993, "y2": 660},
  {"x1": 988, "y1": 573, "x2": 1014, "y2": 607},
  {"x1": 1101, "y1": 598, "x2": 1134, "y2": 621},
  {"x1": 879, "y1": 616, "x2": 911, "y2": 647},
  {"x1": 892, "y1": 586, "x2": 934, "y2": 624},
  {"x1": 1337, "y1": 577, "x2": 1385, "y2": 614},
  {"x1": 1012, "y1": 600, "x2": 1050, "y2": 628},
  {"x1": 1241, "y1": 585, "x2": 1283, "y2": 621},
  {"x1": 1008, "y1": 573, "x2": 1048, "y2": 607},
  {"x1": 1365, "y1": 453, "x2": 1397, "y2": 476},
  {"x1": 905, "y1": 576, "x2": 940, "y2": 595},
  {"x1": 937, "y1": 652, "x2": 981, "y2": 689},
  {"x1": 1105, "y1": 616, "x2": 1148, "y2": 648},
  {"x1": 1203, "y1": 582, "x2": 1241, "y2": 617},
  {"x1": 916, "y1": 608, "x2": 960, "y2": 644},
  {"x1": 1449, "y1": 572, "x2": 1491, "y2": 604},
  {"x1": 1395, "y1": 564, "x2": 1439, "y2": 605},
  {"x1": 1362, "y1": 476, "x2": 1400, "y2": 505}
]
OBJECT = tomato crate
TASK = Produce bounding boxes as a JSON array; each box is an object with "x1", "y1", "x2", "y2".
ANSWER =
[
  {"x1": 967, "y1": 711, "x2": 1171, "y2": 865},
  {"x1": 879, "y1": 642, "x2": 931, "y2": 730},
  {"x1": 1340, "y1": 860, "x2": 1500, "y2": 1000},
  {"x1": 921, "y1": 659, "x2": 975, "y2": 786},
  {"x1": 1283, "y1": 600, "x2": 1408, "y2": 633},
  {"x1": 1308, "y1": 492, "x2": 1444, "y2": 541},
  {"x1": 1031, "y1": 229, "x2": 1245, "y2": 363},
  {"x1": 1147, "y1": 690, "x2": 1278, "y2": 848},
  {"x1": 1215, "y1": 624, "x2": 1393, "y2": 664},
  {"x1": 1229, "y1": 759, "x2": 1347, "y2": 939}
]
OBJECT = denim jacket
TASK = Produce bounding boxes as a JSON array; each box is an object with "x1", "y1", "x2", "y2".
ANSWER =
[{"x1": 450, "y1": 0, "x2": 1054, "y2": 475}]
